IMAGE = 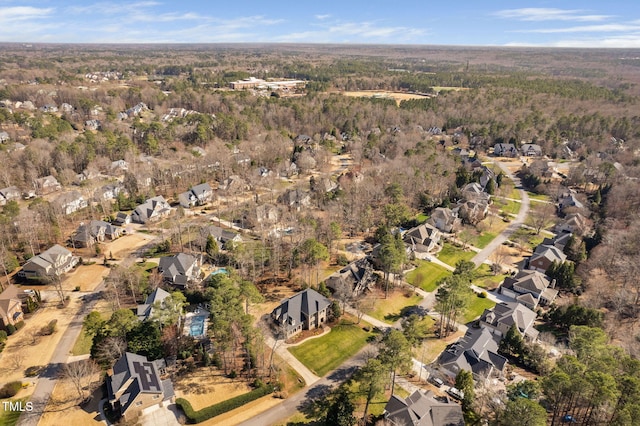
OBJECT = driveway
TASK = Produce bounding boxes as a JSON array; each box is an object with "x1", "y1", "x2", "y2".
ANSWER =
[{"x1": 471, "y1": 161, "x2": 530, "y2": 267}]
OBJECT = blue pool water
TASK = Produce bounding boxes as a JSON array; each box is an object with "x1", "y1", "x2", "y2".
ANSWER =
[
  {"x1": 210, "y1": 268, "x2": 228, "y2": 276},
  {"x1": 189, "y1": 315, "x2": 206, "y2": 337}
]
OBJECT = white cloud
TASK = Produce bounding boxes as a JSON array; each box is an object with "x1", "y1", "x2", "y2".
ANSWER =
[
  {"x1": 0, "y1": 6, "x2": 53, "y2": 22},
  {"x1": 494, "y1": 8, "x2": 611, "y2": 22},
  {"x1": 277, "y1": 20, "x2": 425, "y2": 43},
  {"x1": 315, "y1": 14, "x2": 331, "y2": 20},
  {"x1": 516, "y1": 23, "x2": 640, "y2": 34}
]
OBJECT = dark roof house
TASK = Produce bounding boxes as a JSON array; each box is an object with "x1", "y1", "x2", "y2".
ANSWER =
[
  {"x1": 271, "y1": 288, "x2": 331, "y2": 338},
  {"x1": 383, "y1": 390, "x2": 464, "y2": 426},
  {"x1": 137, "y1": 288, "x2": 171, "y2": 321},
  {"x1": 157, "y1": 253, "x2": 201, "y2": 288},
  {"x1": 107, "y1": 352, "x2": 174, "y2": 422},
  {"x1": 479, "y1": 301, "x2": 539, "y2": 341},
  {"x1": 436, "y1": 327, "x2": 508, "y2": 382}
]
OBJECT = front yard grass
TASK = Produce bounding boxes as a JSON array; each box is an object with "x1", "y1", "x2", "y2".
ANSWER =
[
  {"x1": 494, "y1": 198, "x2": 521, "y2": 215},
  {"x1": 406, "y1": 260, "x2": 451, "y2": 292},
  {"x1": 437, "y1": 243, "x2": 475, "y2": 267},
  {"x1": 473, "y1": 264, "x2": 509, "y2": 290},
  {"x1": 71, "y1": 325, "x2": 93, "y2": 356},
  {"x1": 289, "y1": 319, "x2": 373, "y2": 377},
  {"x1": 365, "y1": 291, "x2": 424, "y2": 324},
  {"x1": 462, "y1": 293, "x2": 496, "y2": 324}
]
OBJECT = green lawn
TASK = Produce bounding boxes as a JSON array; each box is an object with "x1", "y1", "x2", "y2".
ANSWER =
[
  {"x1": 0, "y1": 398, "x2": 27, "y2": 426},
  {"x1": 526, "y1": 191, "x2": 551, "y2": 202},
  {"x1": 475, "y1": 232, "x2": 497, "y2": 249},
  {"x1": 472, "y1": 264, "x2": 509, "y2": 289},
  {"x1": 366, "y1": 292, "x2": 424, "y2": 324},
  {"x1": 406, "y1": 260, "x2": 451, "y2": 292},
  {"x1": 437, "y1": 244, "x2": 475, "y2": 267},
  {"x1": 495, "y1": 198, "x2": 521, "y2": 215},
  {"x1": 416, "y1": 213, "x2": 429, "y2": 223},
  {"x1": 462, "y1": 294, "x2": 496, "y2": 323},
  {"x1": 509, "y1": 187, "x2": 522, "y2": 200},
  {"x1": 510, "y1": 227, "x2": 546, "y2": 252},
  {"x1": 71, "y1": 326, "x2": 93, "y2": 356},
  {"x1": 289, "y1": 321, "x2": 373, "y2": 377}
]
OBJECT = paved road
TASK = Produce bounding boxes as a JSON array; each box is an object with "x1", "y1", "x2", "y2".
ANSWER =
[
  {"x1": 237, "y1": 345, "x2": 373, "y2": 426},
  {"x1": 17, "y1": 232, "x2": 161, "y2": 426},
  {"x1": 471, "y1": 162, "x2": 530, "y2": 267},
  {"x1": 17, "y1": 288, "x2": 105, "y2": 426}
]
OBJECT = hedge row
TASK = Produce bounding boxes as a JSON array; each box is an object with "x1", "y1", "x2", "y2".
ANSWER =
[{"x1": 176, "y1": 385, "x2": 275, "y2": 423}]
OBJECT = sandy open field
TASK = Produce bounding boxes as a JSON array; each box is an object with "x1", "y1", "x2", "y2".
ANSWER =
[
  {"x1": 39, "y1": 372, "x2": 103, "y2": 426},
  {"x1": 339, "y1": 90, "x2": 431, "y2": 105},
  {"x1": 61, "y1": 264, "x2": 110, "y2": 292},
  {"x1": 104, "y1": 232, "x2": 156, "y2": 259},
  {"x1": 174, "y1": 367, "x2": 253, "y2": 410},
  {"x1": 0, "y1": 298, "x2": 83, "y2": 386}
]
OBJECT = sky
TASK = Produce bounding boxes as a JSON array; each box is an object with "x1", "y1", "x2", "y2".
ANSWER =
[{"x1": 1, "y1": 1, "x2": 640, "y2": 47}]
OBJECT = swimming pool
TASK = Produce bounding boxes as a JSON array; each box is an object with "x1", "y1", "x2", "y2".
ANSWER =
[
  {"x1": 189, "y1": 315, "x2": 206, "y2": 337},
  {"x1": 210, "y1": 268, "x2": 228, "y2": 276}
]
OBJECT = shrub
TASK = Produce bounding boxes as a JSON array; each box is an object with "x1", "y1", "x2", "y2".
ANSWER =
[
  {"x1": 177, "y1": 385, "x2": 275, "y2": 423},
  {"x1": 15, "y1": 320, "x2": 25, "y2": 330},
  {"x1": 336, "y1": 254, "x2": 349, "y2": 266},
  {"x1": 0, "y1": 330, "x2": 7, "y2": 342},
  {"x1": 478, "y1": 291, "x2": 488, "y2": 299},
  {"x1": 6, "y1": 324, "x2": 16, "y2": 335},
  {"x1": 25, "y1": 366, "x2": 44, "y2": 377},
  {"x1": 74, "y1": 286, "x2": 81, "y2": 292},
  {"x1": 0, "y1": 381, "x2": 22, "y2": 398},
  {"x1": 41, "y1": 319, "x2": 57, "y2": 336}
]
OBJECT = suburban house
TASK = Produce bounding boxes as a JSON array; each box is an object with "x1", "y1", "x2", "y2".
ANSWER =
[
  {"x1": 271, "y1": 288, "x2": 331, "y2": 339},
  {"x1": 555, "y1": 212, "x2": 588, "y2": 235},
  {"x1": 76, "y1": 168, "x2": 100, "y2": 183},
  {"x1": 325, "y1": 257, "x2": 376, "y2": 298},
  {"x1": 436, "y1": 327, "x2": 508, "y2": 382},
  {"x1": 541, "y1": 232, "x2": 573, "y2": 253},
  {"x1": 114, "y1": 212, "x2": 131, "y2": 227},
  {"x1": 54, "y1": 191, "x2": 88, "y2": 215},
  {"x1": 107, "y1": 352, "x2": 174, "y2": 422},
  {"x1": 383, "y1": 390, "x2": 464, "y2": 426},
  {"x1": 500, "y1": 269, "x2": 558, "y2": 310},
  {"x1": 528, "y1": 244, "x2": 567, "y2": 273},
  {"x1": 19, "y1": 244, "x2": 79, "y2": 280},
  {"x1": 0, "y1": 186, "x2": 21, "y2": 205},
  {"x1": 0, "y1": 285, "x2": 24, "y2": 331},
  {"x1": 178, "y1": 183, "x2": 214, "y2": 208},
  {"x1": 131, "y1": 196, "x2": 171, "y2": 224},
  {"x1": 94, "y1": 184, "x2": 125, "y2": 202},
  {"x1": 35, "y1": 175, "x2": 62, "y2": 195},
  {"x1": 479, "y1": 166, "x2": 496, "y2": 189},
  {"x1": 137, "y1": 288, "x2": 171, "y2": 321},
  {"x1": 254, "y1": 204, "x2": 280, "y2": 224},
  {"x1": 427, "y1": 207, "x2": 461, "y2": 233},
  {"x1": 558, "y1": 190, "x2": 585, "y2": 211},
  {"x1": 158, "y1": 253, "x2": 201, "y2": 288},
  {"x1": 206, "y1": 225, "x2": 242, "y2": 248},
  {"x1": 277, "y1": 189, "x2": 312, "y2": 211},
  {"x1": 457, "y1": 184, "x2": 491, "y2": 224},
  {"x1": 85, "y1": 119, "x2": 101, "y2": 131},
  {"x1": 219, "y1": 175, "x2": 248, "y2": 194},
  {"x1": 71, "y1": 220, "x2": 122, "y2": 248},
  {"x1": 403, "y1": 223, "x2": 442, "y2": 257},
  {"x1": 110, "y1": 160, "x2": 129, "y2": 175},
  {"x1": 521, "y1": 143, "x2": 543, "y2": 157},
  {"x1": 493, "y1": 143, "x2": 518, "y2": 157},
  {"x1": 479, "y1": 302, "x2": 539, "y2": 341}
]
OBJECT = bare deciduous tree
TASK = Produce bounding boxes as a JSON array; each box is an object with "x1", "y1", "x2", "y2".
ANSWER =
[{"x1": 63, "y1": 359, "x2": 101, "y2": 403}]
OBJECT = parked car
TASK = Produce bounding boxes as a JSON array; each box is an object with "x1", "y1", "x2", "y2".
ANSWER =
[
  {"x1": 446, "y1": 387, "x2": 465, "y2": 401},
  {"x1": 429, "y1": 377, "x2": 444, "y2": 388}
]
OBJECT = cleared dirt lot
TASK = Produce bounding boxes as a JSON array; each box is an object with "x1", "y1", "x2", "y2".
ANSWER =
[
  {"x1": 0, "y1": 298, "x2": 83, "y2": 386},
  {"x1": 339, "y1": 90, "x2": 432, "y2": 106},
  {"x1": 174, "y1": 367, "x2": 252, "y2": 410},
  {"x1": 39, "y1": 373, "x2": 103, "y2": 426},
  {"x1": 105, "y1": 232, "x2": 157, "y2": 259}
]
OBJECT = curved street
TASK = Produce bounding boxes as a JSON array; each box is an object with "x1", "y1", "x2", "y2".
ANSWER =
[{"x1": 471, "y1": 160, "x2": 530, "y2": 267}]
